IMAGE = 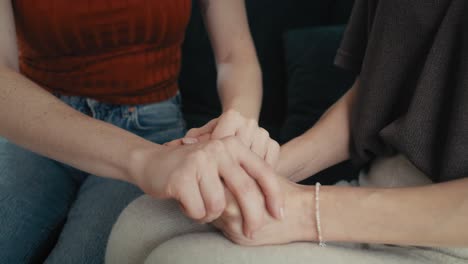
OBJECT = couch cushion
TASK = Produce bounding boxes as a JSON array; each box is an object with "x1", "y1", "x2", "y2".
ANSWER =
[
  {"x1": 281, "y1": 25, "x2": 357, "y2": 184},
  {"x1": 330, "y1": 0, "x2": 355, "y2": 24}
]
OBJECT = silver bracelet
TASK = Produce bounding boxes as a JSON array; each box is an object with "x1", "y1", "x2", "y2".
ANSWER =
[{"x1": 315, "y1": 182, "x2": 326, "y2": 247}]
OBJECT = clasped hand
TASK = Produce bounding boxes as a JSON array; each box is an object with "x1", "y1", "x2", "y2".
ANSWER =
[
  {"x1": 136, "y1": 110, "x2": 284, "y2": 238},
  {"x1": 164, "y1": 110, "x2": 314, "y2": 245}
]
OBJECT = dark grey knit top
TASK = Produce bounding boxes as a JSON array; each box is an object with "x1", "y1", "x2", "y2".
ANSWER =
[{"x1": 335, "y1": 0, "x2": 468, "y2": 182}]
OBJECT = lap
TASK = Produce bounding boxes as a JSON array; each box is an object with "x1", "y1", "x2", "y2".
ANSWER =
[
  {"x1": 107, "y1": 154, "x2": 468, "y2": 264},
  {"x1": 149, "y1": 233, "x2": 466, "y2": 264},
  {"x1": 106, "y1": 195, "x2": 213, "y2": 264},
  {"x1": 43, "y1": 94, "x2": 187, "y2": 263},
  {"x1": 108, "y1": 196, "x2": 465, "y2": 264},
  {"x1": 1, "y1": 93, "x2": 187, "y2": 263},
  {"x1": 0, "y1": 137, "x2": 79, "y2": 263},
  {"x1": 45, "y1": 176, "x2": 143, "y2": 264}
]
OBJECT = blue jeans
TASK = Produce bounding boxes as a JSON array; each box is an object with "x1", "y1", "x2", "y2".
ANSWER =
[{"x1": 0, "y1": 94, "x2": 186, "y2": 264}]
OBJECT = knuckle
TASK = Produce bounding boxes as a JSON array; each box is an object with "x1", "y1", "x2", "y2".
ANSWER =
[
  {"x1": 271, "y1": 140, "x2": 280, "y2": 149},
  {"x1": 176, "y1": 170, "x2": 197, "y2": 187},
  {"x1": 187, "y1": 150, "x2": 206, "y2": 164},
  {"x1": 182, "y1": 203, "x2": 205, "y2": 220},
  {"x1": 214, "y1": 198, "x2": 227, "y2": 213},
  {"x1": 224, "y1": 136, "x2": 241, "y2": 148},
  {"x1": 207, "y1": 139, "x2": 225, "y2": 153},
  {"x1": 259, "y1": 128, "x2": 270, "y2": 138},
  {"x1": 268, "y1": 141, "x2": 280, "y2": 156},
  {"x1": 224, "y1": 203, "x2": 240, "y2": 217},
  {"x1": 207, "y1": 212, "x2": 222, "y2": 222},
  {"x1": 164, "y1": 181, "x2": 179, "y2": 199},
  {"x1": 207, "y1": 212, "x2": 223, "y2": 223},
  {"x1": 207, "y1": 197, "x2": 225, "y2": 214}
]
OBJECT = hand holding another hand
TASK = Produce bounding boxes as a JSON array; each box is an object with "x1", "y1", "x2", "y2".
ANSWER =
[
  {"x1": 132, "y1": 136, "x2": 284, "y2": 238},
  {"x1": 168, "y1": 110, "x2": 280, "y2": 168},
  {"x1": 212, "y1": 177, "x2": 316, "y2": 246}
]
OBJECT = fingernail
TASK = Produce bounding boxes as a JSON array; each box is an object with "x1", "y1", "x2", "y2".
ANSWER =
[
  {"x1": 182, "y1": 137, "x2": 198, "y2": 145},
  {"x1": 280, "y1": 207, "x2": 285, "y2": 220}
]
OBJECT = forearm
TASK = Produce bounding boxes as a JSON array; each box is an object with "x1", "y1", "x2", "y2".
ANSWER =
[
  {"x1": 0, "y1": 67, "x2": 162, "y2": 183},
  {"x1": 277, "y1": 80, "x2": 358, "y2": 181},
  {"x1": 217, "y1": 62, "x2": 262, "y2": 120},
  {"x1": 201, "y1": 0, "x2": 262, "y2": 120},
  {"x1": 297, "y1": 179, "x2": 468, "y2": 247}
]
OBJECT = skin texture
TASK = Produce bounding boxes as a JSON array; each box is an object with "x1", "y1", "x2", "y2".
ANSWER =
[
  {"x1": 214, "y1": 79, "x2": 468, "y2": 247},
  {"x1": 199, "y1": 0, "x2": 263, "y2": 120},
  {"x1": 0, "y1": 0, "x2": 282, "y2": 236},
  {"x1": 134, "y1": 136, "x2": 282, "y2": 235},
  {"x1": 190, "y1": 1, "x2": 280, "y2": 167},
  {"x1": 167, "y1": 111, "x2": 281, "y2": 169},
  {"x1": 212, "y1": 179, "x2": 316, "y2": 246}
]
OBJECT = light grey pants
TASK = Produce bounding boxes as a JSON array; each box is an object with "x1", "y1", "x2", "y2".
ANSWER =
[{"x1": 105, "y1": 155, "x2": 468, "y2": 264}]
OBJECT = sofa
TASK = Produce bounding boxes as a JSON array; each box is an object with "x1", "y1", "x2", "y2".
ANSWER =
[{"x1": 179, "y1": 0, "x2": 358, "y2": 184}]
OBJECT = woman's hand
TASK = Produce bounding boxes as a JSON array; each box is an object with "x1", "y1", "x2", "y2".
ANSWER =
[
  {"x1": 131, "y1": 136, "x2": 284, "y2": 237},
  {"x1": 182, "y1": 110, "x2": 281, "y2": 167},
  {"x1": 212, "y1": 177, "x2": 316, "y2": 246}
]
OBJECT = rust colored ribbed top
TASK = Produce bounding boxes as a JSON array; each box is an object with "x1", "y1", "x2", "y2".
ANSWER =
[{"x1": 13, "y1": 0, "x2": 192, "y2": 105}]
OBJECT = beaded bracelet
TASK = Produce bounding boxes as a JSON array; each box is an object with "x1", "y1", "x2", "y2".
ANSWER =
[{"x1": 315, "y1": 182, "x2": 326, "y2": 247}]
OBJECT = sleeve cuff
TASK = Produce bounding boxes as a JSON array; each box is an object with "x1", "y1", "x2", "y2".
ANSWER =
[{"x1": 334, "y1": 48, "x2": 363, "y2": 74}]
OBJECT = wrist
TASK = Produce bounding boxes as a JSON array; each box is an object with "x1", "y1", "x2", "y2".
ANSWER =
[
  {"x1": 221, "y1": 104, "x2": 260, "y2": 121},
  {"x1": 288, "y1": 184, "x2": 317, "y2": 242},
  {"x1": 126, "y1": 142, "x2": 166, "y2": 185},
  {"x1": 277, "y1": 136, "x2": 312, "y2": 181},
  {"x1": 276, "y1": 145, "x2": 299, "y2": 179},
  {"x1": 217, "y1": 64, "x2": 262, "y2": 121}
]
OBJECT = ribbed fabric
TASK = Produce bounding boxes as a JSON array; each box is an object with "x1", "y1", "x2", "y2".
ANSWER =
[{"x1": 12, "y1": 0, "x2": 192, "y2": 105}]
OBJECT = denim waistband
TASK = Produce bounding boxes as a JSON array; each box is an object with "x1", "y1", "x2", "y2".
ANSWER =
[{"x1": 55, "y1": 93, "x2": 181, "y2": 121}]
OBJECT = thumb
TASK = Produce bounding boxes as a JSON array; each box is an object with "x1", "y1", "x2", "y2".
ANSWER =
[
  {"x1": 186, "y1": 118, "x2": 219, "y2": 138},
  {"x1": 164, "y1": 139, "x2": 184, "y2": 146}
]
